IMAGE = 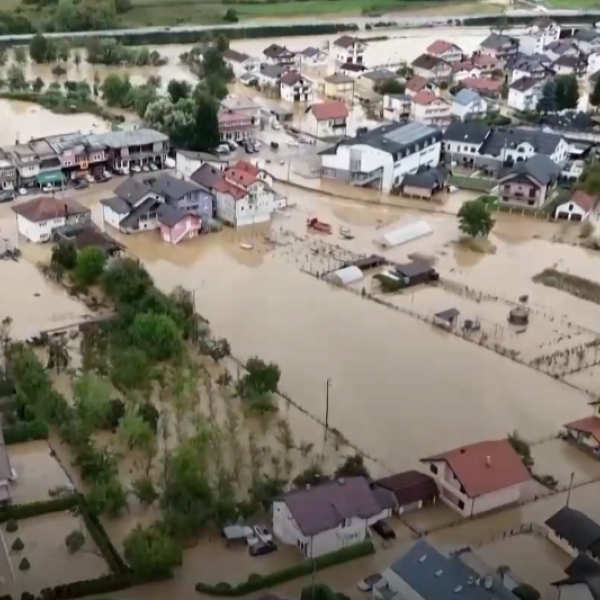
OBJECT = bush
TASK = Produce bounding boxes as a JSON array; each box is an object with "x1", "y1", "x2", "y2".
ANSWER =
[
  {"x1": 21, "y1": 593, "x2": 35, "y2": 600},
  {"x1": 3, "y1": 420, "x2": 49, "y2": 445},
  {"x1": 194, "y1": 541, "x2": 374, "y2": 596},
  {"x1": 513, "y1": 583, "x2": 541, "y2": 600},
  {"x1": 11, "y1": 537, "x2": 24, "y2": 551},
  {"x1": 18, "y1": 558, "x2": 30, "y2": 571},
  {"x1": 0, "y1": 496, "x2": 78, "y2": 524},
  {"x1": 5, "y1": 519, "x2": 18, "y2": 532},
  {"x1": 65, "y1": 530, "x2": 85, "y2": 554}
]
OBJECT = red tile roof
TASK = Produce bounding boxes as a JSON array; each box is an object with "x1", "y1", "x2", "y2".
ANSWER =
[
  {"x1": 412, "y1": 90, "x2": 438, "y2": 106},
  {"x1": 225, "y1": 168, "x2": 256, "y2": 187},
  {"x1": 233, "y1": 160, "x2": 260, "y2": 178},
  {"x1": 426, "y1": 39, "x2": 453, "y2": 55},
  {"x1": 406, "y1": 76, "x2": 429, "y2": 93},
  {"x1": 452, "y1": 60, "x2": 477, "y2": 73},
  {"x1": 564, "y1": 415, "x2": 600, "y2": 443},
  {"x1": 421, "y1": 439, "x2": 530, "y2": 498},
  {"x1": 12, "y1": 196, "x2": 89, "y2": 223},
  {"x1": 311, "y1": 101, "x2": 349, "y2": 121},
  {"x1": 462, "y1": 77, "x2": 503, "y2": 92},
  {"x1": 472, "y1": 54, "x2": 501, "y2": 68},
  {"x1": 213, "y1": 178, "x2": 247, "y2": 200},
  {"x1": 570, "y1": 190, "x2": 599, "y2": 213}
]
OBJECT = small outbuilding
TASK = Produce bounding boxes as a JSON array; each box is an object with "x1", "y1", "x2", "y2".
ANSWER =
[
  {"x1": 377, "y1": 220, "x2": 433, "y2": 249},
  {"x1": 401, "y1": 166, "x2": 448, "y2": 200},
  {"x1": 374, "y1": 470, "x2": 438, "y2": 515},
  {"x1": 434, "y1": 308, "x2": 460, "y2": 329},
  {"x1": 327, "y1": 265, "x2": 364, "y2": 286},
  {"x1": 393, "y1": 260, "x2": 438, "y2": 286},
  {"x1": 554, "y1": 190, "x2": 598, "y2": 222}
]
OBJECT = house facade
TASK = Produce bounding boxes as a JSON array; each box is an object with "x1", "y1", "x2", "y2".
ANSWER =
[
  {"x1": 157, "y1": 205, "x2": 202, "y2": 245},
  {"x1": 263, "y1": 44, "x2": 295, "y2": 66},
  {"x1": 297, "y1": 46, "x2": 328, "y2": 66},
  {"x1": 0, "y1": 155, "x2": 16, "y2": 191},
  {"x1": 479, "y1": 33, "x2": 519, "y2": 59},
  {"x1": 410, "y1": 91, "x2": 451, "y2": 126},
  {"x1": 508, "y1": 77, "x2": 544, "y2": 111},
  {"x1": 223, "y1": 49, "x2": 259, "y2": 78},
  {"x1": 280, "y1": 71, "x2": 313, "y2": 103},
  {"x1": 451, "y1": 89, "x2": 488, "y2": 120},
  {"x1": 273, "y1": 477, "x2": 391, "y2": 558},
  {"x1": 426, "y1": 39, "x2": 463, "y2": 63},
  {"x1": 563, "y1": 401, "x2": 600, "y2": 452},
  {"x1": 304, "y1": 102, "x2": 349, "y2": 139},
  {"x1": 555, "y1": 191, "x2": 598, "y2": 221},
  {"x1": 545, "y1": 506, "x2": 600, "y2": 559},
  {"x1": 382, "y1": 93, "x2": 412, "y2": 121},
  {"x1": 218, "y1": 110, "x2": 258, "y2": 142},
  {"x1": 151, "y1": 173, "x2": 214, "y2": 222},
  {"x1": 332, "y1": 35, "x2": 366, "y2": 65},
  {"x1": 411, "y1": 54, "x2": 452, "y2": 81},
  {"x1": 324, "y1": 73, "x2": 355, "y2": 102},
  {"x1": 320, "y1": 121, "x2": 443, "y2": 193},
  {"x1": 518, "y1": 19, "x2": 561, "y2": 55},
  {"x1": 421, "y1": 439, "x2": 531, "y2": 517}
]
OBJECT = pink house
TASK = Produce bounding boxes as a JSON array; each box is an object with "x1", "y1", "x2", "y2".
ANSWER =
[
  {"x1": 420, "y1": 439, "x2": 531, "y2": 517},
  {"x1": 156, "y1": 205, "x2": 201, "y2": 245}
]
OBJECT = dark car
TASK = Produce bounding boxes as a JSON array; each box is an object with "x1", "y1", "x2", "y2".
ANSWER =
[
  {"x1": 249, "y1": 542, "x2": 277, "y2": 557},
  {"x1": 74, "y1": 179, "x2": 89, "y2": 190},
  {"x1": 371, "y1": 521, "x2": 396, "y2": 540},
  {"x1": 0, "y1": 190, "x2": 15, "y2": 203},
  {"x1": 270, "y1": 141, "x2": 279, "y2": 150}
]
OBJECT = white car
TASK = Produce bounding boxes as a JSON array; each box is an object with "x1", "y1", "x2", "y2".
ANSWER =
[
  {"x1": 103, "y1": 171, "x2": 112, "y2": 180},
  {"x1": 448, "y1": 185, "x2": 459, "y2": 193},
  {"x1": 150, "y1": 163, "x2": 158, "y2": 172},
  {"x1": 164, "y1": 157, "x2": 176, "y2": 169},
  {"x1": 41, "y1": 184, "x2": 53, "y2": 193},
  {"x1": 85, "y1": 174, "x2": 95, "y2": 183},
  {"x1": 18, "y1": 188, "x2": 27, "y2": 196},
  {"x1": 286, "y1": 139, "x2": 299, "y2": 147},
  {"x1": 142, "y1": 165, "x2": 150, "y2": 172},
  {"x1": 272, "y1": 121, "x2": 281, "y2": 130},
  {"x1": 131, "y1": 165, "x2": 142, "y2": 173}
]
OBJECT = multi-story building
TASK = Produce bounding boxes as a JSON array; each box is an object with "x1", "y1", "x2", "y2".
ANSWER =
[
  {"x1": 451, "y1": 89, "x2": 488, "y2": 121},
  {"x1": 280, "y1": 71, "x2": 313, "y2": 103},
  {"x1": 479, "y1": 33, "x2": 519, "y2": 60},
  {"x1": 508, "y1": 77, "x2": 544, "y2": 111},
  {"x1": 45, "y1": 132, "x2": 107, "y2": 180},
  {"x1": 410, "y1": 91, "x2": 451, "y2": 127},
  {"x1": 304, "y1": 102, "x2": 349, "y2": 139},
  {"x1": 411, "y1": 54, "x2": 452, "y2": 82},
  {"x1": 263, "y1": 44, "x2": 296, "y2": 66},
  {"x1": 218, "y1": 109, "x2": 259, "y2": 142},
  {"x1": 0, "y1": 152, "x2": 17, "y2": 191},
  {"x1": 425, "y1": 39, "x2": 464, "y2": 63},
  {"x1": 382, "y1": 93, "x2": 412, "y2": 121},
  {"x1": 323, "y1": 73, "x2": 355, "y2": 102},
  {"x1": 4, "y1": 139, "x2": 63, "y2": 189},
  {"x1": 332, "y1": 35, "x2": 367, "y2": 65},
  {"x1": 518, "y1": 18, "x2": 561, "y2": 55}
]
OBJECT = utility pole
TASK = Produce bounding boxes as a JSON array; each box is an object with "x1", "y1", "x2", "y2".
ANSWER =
[
  {"x1": 325, "y1": 378, "x2": 331, "y2": 431},
  {"x1": 566, "y1": 471, "x2": 575, "y2": 507}
]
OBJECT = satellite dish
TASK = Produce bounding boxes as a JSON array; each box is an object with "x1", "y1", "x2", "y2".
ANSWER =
[{"x1": 484, "y1": 576, "x2": 493, "y2": 590}]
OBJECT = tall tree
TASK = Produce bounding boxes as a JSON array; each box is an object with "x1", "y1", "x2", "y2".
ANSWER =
[
  {"x1": 167, "y1": 79, "x2": 191, "y2": 104},
  {"x1": 123, "y1": 526, "x2": 181, "y2": 579},
  {"x1": 536, "y1": 81, "x2": 556, "y2": 114},
  {"x1": 193, "y1": 92, "x2": 220, "y2": 151},
  {"x1": 457, "y1": 199, "x2": 495, "y2": 238},
  {"x1": 118, "y1": 408, "x2": 155, "y2": 451},
  {"x1": 72, "y1": 372, "x2": 112, "y2": 432},
  {"x1": 591, "y1": 78, "x2": 600, "y2": 111}
]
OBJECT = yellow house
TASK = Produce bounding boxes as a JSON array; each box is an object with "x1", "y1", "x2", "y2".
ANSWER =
[{"x1": 324, "y1": 73, "x2": 355, "y2": 102}]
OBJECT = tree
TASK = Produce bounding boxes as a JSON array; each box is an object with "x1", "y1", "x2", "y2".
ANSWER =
[
  {"x1": 51, "y1": 242, "x2": 77, "y2": 270},
  {"x1": 131, "y1": 476, "x2": 159, "y2": 505},
  {"x1": 7, "y1": 65, "x2": 27, "y2": 91},
  {"x1": 110, "y1": 346, "x2": 152, "y2": 392},
  {"x1": 242, "y1": 357, "x2": 280, "y2": 395},
  {"x1": 32, "y1": 77, "x2": 44, "y2": 92},
  {"x1": 223, "y1": 8, "x2": 238, "y2": 22},
  {"x1": 193, "y1": 92, "x2": 220, "y2": 151},
  {"x1": 118, "y1": 408, "x2": 155, "y2": 451},
  {"x1": 29, "y1": 34, "x2": 52, "y2": 63},
  {"x1": 65, "y1": 530, "x2": 85, "y2": 554},
  {"x1": 457, "y1": 199, "x2": 494, "y2": 238},
  {"x1": 578, "y1": 162, "x2": 600, "y2": 195},
  {"x1": 201, "y1": 74, "x2": 228, "y2": 100},
  {"x1": 167, "y1": 79, "x2": 191, "y2": 104},
  {"x1": 374, "y1": 79, "x2": 405, "y2": 95},
  {"x1": 87, "y1": 478, "x2": 128, "y2": 516},
  {"x1": 100, "y1": 73, "x2": 133, "y2": 107},
  {"x1": 123, "y1": 526, "x2": 181, "y2": 579},
  {"x1": 72, "y1": 372, "x2": 112, "y2": 432},
  {"x1": 13, "y1": 47, "x2": 26, "y2": 65},
  {"x1": 73, "y1": 246, "x2": 106, "y2": 287},
  {"x1": 335, "y1": 453, "x2": 369, "y2": 478},
  {"x1": 536, "y1": 80, "x2": 556, "y2": 114},
  {"x1": 55, "y1": 0, "x2": 80, "y2": 31},
  {"x1": 591, "y1": 78, "x2": 600, "y2": 110},
  {"x1": 206, "y1": 338, "x2": 230, "y2": 362},
  {"x1": 555, "y1": 74, "x2": 579, "y2": 111},
  {"x1": 100, "y1": 257, "x2": 153, "y2": 305},
  {"x1": 47, "y1": 336, "x2": 70, "y2": 374},
  {"x1": 130, "y1": 313, "x2": 181, "y2": 361},
  {"x1": 512, "y1": 584, "x2": 540, "y2": 600}
]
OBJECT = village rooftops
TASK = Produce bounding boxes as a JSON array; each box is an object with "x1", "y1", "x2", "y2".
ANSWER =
[
  {"x1": 444, "y1": 122, "x2": 492, "y2": 145},
  {"x1": 223, "y1": 48, "x2": 251, "y2": 63},
  {"x1": 88, "y1": 128, "x2": 167, "y2": 149},
  {"x1": 309, "y1": 101, "x2": 349, "y2": 121},
  {"x1": 151, "y1": 173, "x2": 207, "y2": 201},
  {"x1": 280, "y1": 71, "x2": 305, "y2": 86},
  {"x1": 263, "y1": 43, "x2": 294, "y2": 58},
  {"x1": 333, "y1": 35, "x2": 363, "y2": 48},
  {"x1": 12, "y1": 196, "x2": 89, "y2": 223},
  {"x1": 554, "y1": 556, "x2": 600, "y2": 600},
  {"x1": 325, "y1": 72, "x2": 354, "y2": 84},
  {"x1": 453, "y1": 88, "x2": 481, "y2": 106},
  {"x1": 299, "y1": 46, "x2": 321, "y2": 57},
  {"x1": 426, "y1": 39, "x2": 461, "y2": 55},
  {"x1": 281, "y1": 477, "x2": 382, "y2": 537},
  {"x1": 567, "y1": 190, "x2": 600, "y2": 214},
  {"x1": 44, "y1": 132, "x2": 106, "y2": 153},
  {"x1": 259, "y1": 64, "x2": 288, "y2": 80},
  {"x1": 462, "y1": 78, "x2": 503, "y2": 94},
  {"x1": 406, "y1": 76, "x2": 430, "y2": 93},
  {"x1": 156, "y1": 204, "x2": 189, "y2": 228},
  {"x1": 114, "y1": 178, "x2": 151, "y2": 205},
  {"x1": 412, "y1": 90, "x2": 439, "y2": 106},
  {"x1": 480, "y1": 32, "x2": 518, "y2": 50},
  {"x1": 190, "y1": 163, "x2": 224, "y2": 189},
  {"x1": 505, "y1": 154, "x2": 561, "y2": 185},
  {"x1": 420, "y1": 439, "x2": 530, "y2": 497}
]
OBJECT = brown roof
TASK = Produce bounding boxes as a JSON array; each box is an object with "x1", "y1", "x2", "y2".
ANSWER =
[
  {"x1": 213, "y1": 177, "x2": 247, "y2": 201},
  {"x1": 452, "y1": 60, "x2": 477, "y2": 73},
  {"x1": 223, "y1": 49, "x2": 250, "y2": 63},
  {"x1": 406, "y1": 76, "x2": 429, "y2": 93},
  {"x1": 472, "y1": 54, "x2": 501, "y2": 68},
  {"x1": 570, "y1": 190, "x2": 599, "y2": 213},
  {"x1": 375, "y1": 470, "x2": 438, "y2": 507},
  {"x1": 63, "y1": 224, "x2": 124, "y2": 253},
  {"x1": 334, "y1": 35, "x2": 362, "y2": 49},
  {"x1": 462, "y1": 77, "x2": 503, "y2": 92},
  {"x1": 233, "y1": 160, "x2": 260, "y2": 178},
  {"x1": 412, "y1": 53, "x2": 447, "y2": 70},
  {"x1": 565, "y1": 415, "x2": 600, "y2": 443},
  {"x1": 426, "y1": 40, "x2": 456, "y2": 55},
  {"x1": 190, "y1": 163, "x2": 224, "y2": 189},
  {"x1": 311, "y1": 101, "x2": 349, "y2": 120},
  {"x1": 282, "y1": 477, "x2": 382, "y2": 536},
  {"x1": 280, "y1": 71, "x2": 304, "y2": 86},
  {"x1": 412, "y1": 90, "x2": 439, "y2": 106},
  {"x1": 421, "y1": 439, "x2": 530, "y2": 497},
  {"x1": 225, "y1": 168, "x2": 256, "y2": 188},
  {"x1": 12, "y1": 196, "x2": 89, "y2": 223}
]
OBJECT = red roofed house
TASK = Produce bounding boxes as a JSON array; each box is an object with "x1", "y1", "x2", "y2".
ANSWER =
[
  {"x1": 554, "y1": 190, "x2": 599, "y2": 222},
  {"x1": 410, "y1": 90, "x2": 451, "y2": 127},
  {"x1": 426, "y1": 39, "x2": 463, "y2": 63},
  {"x1": 405, "y1": 76, "x2": 437, "y2": 98},
  {"x1": 563, "y1": 401, "x2": 600, "y2": 455},
  {"x1": 462, "y1": 77, "x2": 504, "y2": 99},
  {"x1": 420, "y1": 439, "x2": 531, "y2": 517},
  {"x1": 305, "y1": 101, "x2": 349, "y2": 139}
]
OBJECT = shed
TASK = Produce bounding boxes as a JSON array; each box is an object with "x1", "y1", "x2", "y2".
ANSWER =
[
  {"x1": 377, "y1": 220, "x2": 433, "y2": 249},
  {"x1": 375, "y1": 470, "x2": 438, "y2": 514},
  {"x1": 327, "y1": 265, "x2": 364, "y2": 286},
  {"x1": 393, "y1": 260, "x2": 437, "y2": 285}
]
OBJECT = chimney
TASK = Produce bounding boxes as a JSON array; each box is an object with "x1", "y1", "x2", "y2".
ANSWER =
[{"x1": 486, "y1": 455, "x2": 491, "y2": 467}]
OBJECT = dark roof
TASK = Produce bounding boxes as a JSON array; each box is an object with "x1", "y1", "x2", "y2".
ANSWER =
[
  {"x1": 223, "y1": 49, "x2": 250, "y2": 63},
  {"x1": 394, "y1": 260, "x2": 435, "y2": 278},
  {"x1": 508, "y1": 53, "x2": 549, "y2": 72},
  {"x1": 362, "y1": 69, "x2": 396, "y2": 82},
  {"x1": 260, "y1": 64, "x2": 287, "y2": 79},
  {"x1": 403, "y1": 166, "x2": 447, "y2": 191},
  {"x1": 151, "y1": 173, "x2": 206, "y2": 201},
  {"x1": 509, "y1": 77, "x2": 541, "y2": 92},
  {"x1": 443, "y1": 122, "x2": 491, "y2": 145},
  {"x1": 190, "y1": 163, "x2": 224, "y2": 189},
  {"x1": 545, "y1": 40, "x2": 576, "y2": 55},
  {"x1": 263, "y1": 44, "x2": 294, "y2": 58},
  {"x1": 435, "y1": 308, "x2": 460, "y2": 322},
  {"x1": 100, "y1": 196, "x2": 130, "y2": 214},
  {"x1": 480, "y1": 33, "x2": 518, "y2": 50},
  {"x1": 56, "y1": 224, "x2": 124, "y2": 253},
  {"x1": 565, "y1": 555, "x2": 600, "y2": 578},
  {"x1": 12, "y1": 196, "x2": 89, "y2": 222},
  {"x1": 281, "y1": 71, "x2": 305, "y2": 86},
  {"x1": 375, "y1": 470, "x2": 438, "y2": 507},
  {"x1": 334, "y1": 35, "x2": 362, "y2": 48},
  {"x1": 156, "y1": 204, "x2": 189, "y2": 227},
  {"x1": 575, "y1": 28, "x2": 600, "y2": 42},
  {"x1": 299, "y1": 46, "x2": 321, "y2": 57},
  {"x1": 325, "y1": 72, "x2": 354, "y2": 84},
  {"x1": 554, "y1": 55, "x2": 580, "y2": 68},
  {"x1": 341, "y1": 62, "x2": 367, "y2": 73},
  {"x1": 371, "y1": 485, "x2": 398, "y2": 511},
  {"x1": 412, "y1": 54, "x2": 447, "y2": 70},
  {"x1": 114, "y1": 177, "x2": 152, "y2": 206},
  {"x1": 553, "y1": 576, "x2": 600, "y2": 600},
  {"x1": 120, "y1": 196, "x2": 162, "y2": 230},
  {"x1": 503, "y1": 154, "x2": 561, "y2": 186},
  {"x1": 480, "y1": 128, "x2": 564, "y2": 157},
  {"x1": 282, "y1": 477, "x2": 383, "y2": 536},
  {"x1": 545, "y1": 507, "x2": 600, "y2": 552}
]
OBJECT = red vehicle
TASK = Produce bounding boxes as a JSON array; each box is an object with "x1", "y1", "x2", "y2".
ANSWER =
[{"x1": 306, "y1": 217, "x2": 332, "y2": 234}]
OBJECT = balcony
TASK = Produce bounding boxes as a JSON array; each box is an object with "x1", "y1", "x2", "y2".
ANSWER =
[{"x1": 351, "y1": 167, "x2": 383, "y2": 187}]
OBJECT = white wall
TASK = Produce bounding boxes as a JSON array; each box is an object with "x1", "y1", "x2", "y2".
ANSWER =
[
  {"x1": 411, "y1": 100, "x2": 451, "y2": 125},
  {"x1": 102, "y1": 205, "x2": 124, "y2": 231},
  {"x1": 555, "y1": 201, "x2": 589, "y2": 220},
  {"x1": 17, "y1": 214, "x2": 63, "y2": 243},
  {"x1": 545, "y1": 527, "x2": 579, "y2": 558},
  {"x1": 176, "y1": 152, "x2": 202, "y2": 179}
]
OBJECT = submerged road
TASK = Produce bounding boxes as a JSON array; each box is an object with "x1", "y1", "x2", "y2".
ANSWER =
[{"x1": 0, "y1": 7, "x2": 598, "y2": 42}]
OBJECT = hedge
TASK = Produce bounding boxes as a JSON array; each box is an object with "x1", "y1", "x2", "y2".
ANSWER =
[
  {"x1": 0, "y1": 495, "x2": 78, "y2": 523},
  {"x1": 195, "y1": 540, "x2": 374, "y2": 596},
  {"x1": 3, "y1": 420, "x2": 49, "y2": 445}
]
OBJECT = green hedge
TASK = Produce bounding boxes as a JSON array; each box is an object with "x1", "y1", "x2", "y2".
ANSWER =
[
  {"x1": 0, "y1": 495, "x2": 78, "y2": 523},
  {"x1": 3, "y1": 420, "x2": 49, "y2": 445},
  {"x1": 195, "y1": 540, "x2": 374, "y2": 596}
]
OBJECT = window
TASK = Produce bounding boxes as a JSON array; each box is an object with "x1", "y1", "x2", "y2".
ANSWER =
[
  {"x1": 342, "y1": 518, "x2": 351, "y2": 528},
  {"x1": 430, "y1": 464, "x2": 438, "y2": 475},
  {"x1": 458, "y1": 500, "x2": 465, "y2": 510}
]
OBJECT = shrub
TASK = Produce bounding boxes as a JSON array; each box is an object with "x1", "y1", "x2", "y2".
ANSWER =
[
  {"x1": 11, "y1": 537, "x2": 24, "y2": 551},
  {"x1": 21, "y1": 593, "x2": 35, "y2": 600},
  {"x1": 0, "y1": 496, "x2": 78, "y2": 524},
  {"x1": 5, "y1": 519, "x2": 18, "y2": 532},
  {"x1": 18, "y1": 558, "x2": 30, "y2": 571},
  {"x1": 513, "y1": 583, "x2": 541, "y2": 600},
  {"x1": 3, "y1": 420, "x2": 49, "y2": 445},
  {"x1": 65, "y1": 530, "x2": 85, "y2": 554}
]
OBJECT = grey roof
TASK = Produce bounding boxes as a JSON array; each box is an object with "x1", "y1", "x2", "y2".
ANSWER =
[
  {"x1": 223, "y1": 49, "x2": 250, "y2": 63},
  {"x1": 403, "y1": 166, "x2": 447, "y2": 190},
  {"x1": 156, "y1": 204, "x2": 188, "y2": 227},
  {"x1": 453, "y1": 88, "x2": 481, "y2": 106},
  {"x1": 282, "y1": 477, "x2": 383, "y2": 536},
  {"x1": 260, "y1": 65, "x2": 287, "y2": 79},
  {"x1": 263, "y1": 43, "x2": 294, "y2": 58},
  {"x1": 554, "y1": 55, "x2": 580, "y2": 68},
  {"x1": 565, "y1": 555, "x2": 600, "y2": 579},
  {"x1": 190, "y1": 163, "x2": 224, "y2": 189},
  {"x1": 508, "y1": 53, "x2": 550, "y2": 72},
  {"x1": 325, "y1": 72, "x2": 354, "y2": 84},
  {"x1": 575, "y1": 28, "x2": 600, "y2": 43},
  {"x1": 554, "y1": 576, "x2": 600, "y2": 600},
  {"x1": 480, "y1": 33, "x2": 518, "y2": 50},
  {"x1": 334, "y1": 35, "x2": 362, "y2": 48},
  {"x1": 544, "y1": 40, "x2": 577, "y2": 55},
  {"x1": 412, "y1": 54, "x2": 447, "y2": 70},
  {"x1": 545, "y1": 507, "x2": 600, "y2": 552},
  {"x1": 504, "y1": 154, "x2": 561, "y2": 186},
  {"x1": 100, "y1": 196, "x2": 131, "y2": 214},
  {"x1": 362, "y1": 69, "x2": 396, "y2": 82},
  {"x1": 389, "y1": 540, "x2": 518, "y2": 600},
  {"x1": 509, "y1": 76, "x2": 541, "y2": 92},
  {"x1": 120, "y1": 196, "x2": 162, "y2": 229},
  {"x1": 113, "y1": 177, "x2": 152, "y2": 206},
  {"x1": 480, "y1": 127, "x2": 564, "y2": 157},
  {"x1": 444, "y1": 122, "x2": 491, "y2": 145},
  {"x1": 151, "y1": 173, "x2": 206, "y2": 201},
  {"x1": 88, "y1": 128, "x2": 167, "y2": 149},
  {"x1": 299, "y1": 46, "x2": 321, "y2": 57}
]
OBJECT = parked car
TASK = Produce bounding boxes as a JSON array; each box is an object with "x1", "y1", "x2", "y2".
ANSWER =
[
  {"x1": 227, "y1": 140, "x2": 238, "y2": 151},
  {"x1": 357, "y1": 574, "x2": 383, "y2": 592},
  {"x1": 85, "y1": 174, "x2": 96, "y2": 183},
  {"x1": 253, "y1": 525, "x2": 272, "y2": 544},
  {"x1": 74, "y1": 179, "x2": 89, "y2": 190},
  {"x1": 286, "y1": 139, "x2": 299, "y2": 147},
  {"x1": 272, "y1": 121, "x2": 281, "y2": 130},
  {"x1": 164, "y1": 157, "x2": 176, "y2": 169},
  {"x1": 0, "y1": 190, "x2": 15, "y2": 203},
  {"x1": 131, "y1": 165, "x2": 142, "y2": 173},
  {"x1": 270, "y1": 141, "x2": 279, "y2": 150},
  {"x1": 371, "y1": 520, "x2": 396, "y2": 540},
  {"x1": 249, "y1": 541, "x2": 277, "y2": 557},
  {"x1": 149, "y1": 163, "x2": 158, "y2": 172},
  {"x1": 216, "y1": 144, "x2": 231, "y2": 156},
  {"x1": 244, "y1": 145, "x2": 258, "y2": 154},
  {"x1": 41, "y1": 183, "x2": 54, "y2": 193}
]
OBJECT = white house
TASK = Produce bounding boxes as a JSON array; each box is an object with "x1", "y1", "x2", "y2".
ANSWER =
[
  {"x1": 222, "y1": 49, "x2": 259, "y2": 78},
  {"x1": 410, "y1": 91, "x2": 451, "y2": 126},
  {"x1": 304, "y1": 101, "x2": 349, "y2": 139},
  {"x1": 13, "y1": 196, "x2": 91, "y2": 243},
  {"x1": 382, "y1": 93, "x2": 412, "y2": 121},
  {"x1": 420, "y1": 439, "x2": 531, "y2": 517},
  {"x1": 272, "y1": 477, "x2": 393, "y2": 558},
  {"x1": 451, "y1": 88, "x2": 488, "y2": 120},
  {"x1": 555, "y1": 190, "x2": 598, "y2": 221},
  {"x1": 320, "y1": 121, "x2": 442, "y2": 193},
  {"x1": 574, "y1": 28, "x2": 600, "y2": 55},
  {"x1": 257, "y1": 65, "x2": 287, "y2": 88},
  {"x1": 263, "y1": 43, "x2": 295, "y2": 66},
  {"x1": 332, "y1": 35, "x2": 366, "y2": 65},
  {"x1": 545, "y1": 40, "x2": 579, "y2": 63},
  {"x1": 508, "y1": 77, "x2": 544, "y2": 111},
  {"x1": 451, "y1": 61, "x2": 482, "y2": 82},
  {"x1": 280, "y1": 71, "x2": 313, "y2": 103},
  {"x1": 518, "y1": 18, "x2": 561, "y2": 55},
  {"x1": 426, "y1": 39, "x2": 463, "y2": 63},
  {"x1": 297, "y1": 46, "x2": 328, "y2": 67},
  {"x1": 545, "y1": 506, "x2": 600, "y2": 559}
]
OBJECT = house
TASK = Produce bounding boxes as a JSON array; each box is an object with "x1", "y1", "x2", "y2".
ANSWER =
[
  {"x1": 410, "y1": 91, "x2": 451, "y2": 126},
  {"x1": 221, "y1": 96, "x2": 261, "y2": 124},
  {"x1": 233, "y1": 159, "x2": 273, "y2": 187},
  {"x1": 519, "y1": 18, "x2": 561, "y2": 55},
  {"x1": 324, "y1": 73, "x2": 355, "y2": 102},
  {"x1": 479, "y1": 33, "x2": 519, "y2": 59},
  {"x1": 472, "y1": 52, "x2": 504, "y2": 75},
  {"x1": 263, "y1": 44, "x2": 295, "y2": 66},
  {"x1": 319, "y1": 121, "x2": 443, "y2": 193},
  {"x1": 545, "y1": 40, "x2": 579, "y2": 63},
  {"x1": 461, "y1": 77, "x2": 504, "y2": 99},
  {"x1": 190, "y1": 162, "x2": 225, "y2": 191},
  {"x1": 356, "y1": 69, "x2": 397, "y2": 97},
  {"x1": 451, "y1": 61, "x2": 482, "y2": 82},
  {"x1": 4, "y1": 139, "x2": 63, "y2": 189},
  {"x1": 401, "y1": 166, "x2": 448, "y2": 199},
  {"x1": 545, "y1": 506, "x2": 600, "y2": 559},
  {"x1": 563, "y1": 400, "x2": 600, "y2": 450},
  {"x1": 297, "y1": 46, "x2": 328, "y2": 67},
  {"x1": 12, "y1": 196, "x2": 91, "y2": 243},
  {"x1": 508, "y1": 77, "x2": 544, "y2": 111},
  {"x1": 382, "y1": 93, "x2": 412, "y2": 121},
  {"x1": 87, "y1": 128, "x2": 168, "y2": 172},
  {"x1": 175, "y1": 150, "x2": 228, "y2": 180},
  {"x1": 0, "y1": 153, "x2": 16, "y2": 191},
  {"x1": 573, "y1": 29, "x2": 600, "y2": 55},
  {"x1": 223, "y1": 49, "x2": 259, "y2": 78},
  {"x1": 100, "y1": 178, "x2": 161, "y2": 234},
  {"x1": 45, "y1": 131, "x2": 107, "y2": 180},
  {"x1": 304, "y1": 102, "x2": 349, "y2": 139},
  {"x1": 420, "y1": 439, "x2": 531, "y2": 517},
  {"x1": 218, "y1": 109, "x2": 258, "y2": 142},
  {"x1": 405, "y1": 76, "x2": 437, "y2": 97},
  {"x1": 451, "y1": 88, "x2": 488, "y2": 121},
  {"x1": 442, "y1": 122, "x2": 493, "y2": 166},
  {"x1": 280, "y1": 71, "x2": 313, "y2": 103},
  {"x1": 588, "y1": 49, "x2": 600, "y2": 76},
  {"x1": 156, "y1": 205, "x2": 201, "y2": 245},
  {"x1": 52, "y1": 223, "x2": 124, "y2": 256},
  {"x1": 151, "y1": 173, "x2": 214, "y2": 223},
  {"x1": 332, "y1": 35, "x2": 366, "y2": 65},
  {"x1": 257, "y1": 64, "x2": 288, "y2": 88},
  {"x1": 411, "y1": 54, "x2": 452, "y2": 82},
  {"x1": 555, "y1": 190, "x2": 599, "y2": 220},
  {"x1": 508, "y1": 54, "x2": 552, "y2": 84},
  {"x1": 272, "y1": 477, "x2": 391, "y2": 558},
  {"x1": 426, "y1": 39, "x2": 463, "y2": 63},
  {"x1": 339, "y1": 62, "x2": 367, "y2": 78},
  {"x1": 553, "y1": 55, "x2": 584, "y2": 76},
  {"x1": 498, "y1": 153, "x2": 561, "y2": 208},
  {"x1": 374, "y1": 470, "x2": 438, "y2": 514},
  {"x1": 375, "y1": 540, "x2": 519, "y2": 600},
  {"x1": 553, "y1": 555, "x2": 600, "y2": 600}
]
